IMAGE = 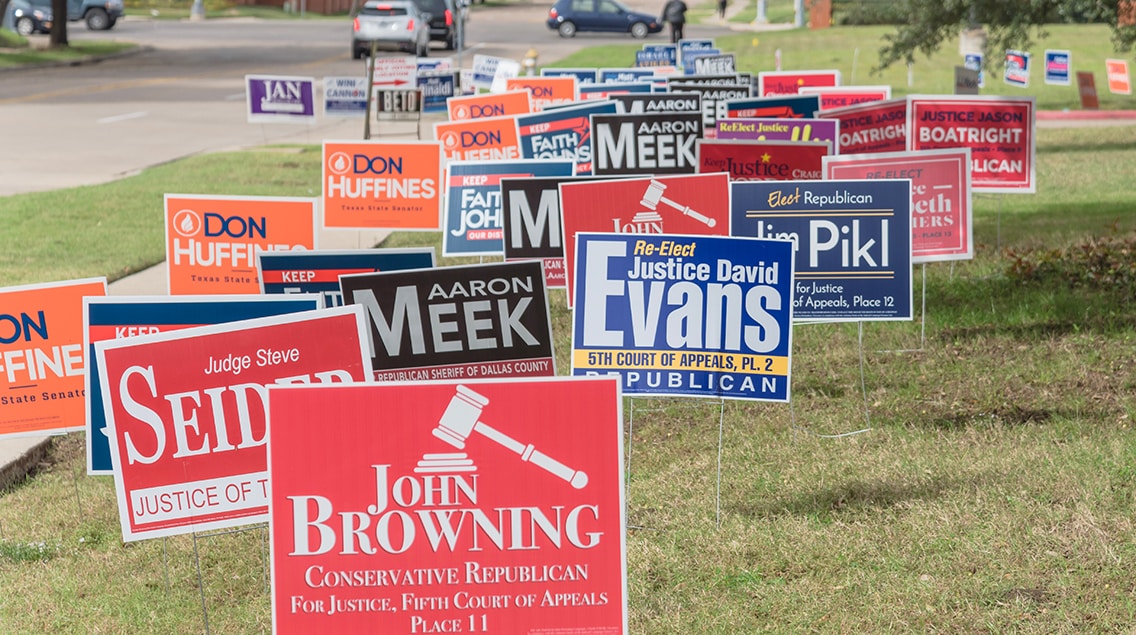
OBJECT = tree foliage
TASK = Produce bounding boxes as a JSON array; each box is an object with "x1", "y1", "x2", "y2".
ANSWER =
[{"x1": 877, "y1": 0, "x2": 1136, "y2": 69}]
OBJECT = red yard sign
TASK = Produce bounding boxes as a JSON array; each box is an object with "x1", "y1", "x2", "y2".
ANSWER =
[
  {"x1": 818, "y1": 98, "x2": 907, "y2": 155},
  {"x1": 698, "y1": 139, "x2": 829, "y2": 181},
  {"x1": 95, "y1": 306, "x2": 372, "y2": 541},
  {"x1": 824, "y1": 148, "x2": 973, "y2": 263},
  {"x1": 757, "y1": 69, "x2": 840, "y2": 96},
  {"x1": 906, "y1": 95, "x2": 1036, "y2": 193},
  {"x1": 558, "y1": 172, "x2": 731, "y2": 307},
  {"x1": 267, "y1": 377, "x2": 625, "y2": 635},
  {"x1": 798, "y1": 85, "x2": 891, "y2": 110}
]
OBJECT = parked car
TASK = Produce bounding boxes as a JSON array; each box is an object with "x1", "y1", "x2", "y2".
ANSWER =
[
  {"x1": 6, "y1": 0, "x2": 53, "y2": 36},
  {"x1": 411, "y1": 0, "x2": 466, "y2": 50},
  {"x1": 352, "y1": 0, "x2": 431, "y2": 59},
  {"x1": 44, "y1": 0, "x2": 122, "y2": 31},
  {"x1": 546, "y1": 0, "x2": 661, "y2": 39}
]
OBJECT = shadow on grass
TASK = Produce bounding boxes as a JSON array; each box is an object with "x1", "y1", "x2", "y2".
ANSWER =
[
  {"x1": 728, "y1": 474, "x2": 969, "y2": 521},
  {"x1": 928, "y1": 276, "x2": 1136, "y2": 341}
]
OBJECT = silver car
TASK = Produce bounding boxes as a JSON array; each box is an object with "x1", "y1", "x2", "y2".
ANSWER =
[{"x1": 352, "y1": 0, "x2": 431, "y2": 59}]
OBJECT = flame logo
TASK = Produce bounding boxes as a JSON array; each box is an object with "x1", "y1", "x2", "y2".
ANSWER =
[
  {"x1": 172, "y1": 209, "x2": 201, "y2": 238},
  {"x1": 442, "y1": 132, "x2": 459, "y2": 148},
  {"x1": 455, "y1": 106, "x2": 468, "y2": 120},
  {"x1": 328, "y1": 151, "x2": 352, "y2": 175}
]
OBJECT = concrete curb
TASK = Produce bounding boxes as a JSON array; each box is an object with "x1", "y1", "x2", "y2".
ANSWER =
[{"x1": 0, "y1": 436, "x2": 53, "y2": 492}]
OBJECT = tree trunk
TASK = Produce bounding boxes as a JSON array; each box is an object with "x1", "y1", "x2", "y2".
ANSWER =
[
  {"x1": 49, "y1": 0, "x2": 67, "y2": 46},
  {"x1": 0, "y1": 0, "x2": 12, "y2": 32}
]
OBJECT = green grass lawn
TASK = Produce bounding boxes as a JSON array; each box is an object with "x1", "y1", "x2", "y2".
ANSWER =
[
  {"x1": 1, "y1": 19, "x2": 1135, "y2": 635},
  {"x1": 548, "y1": 23, "x2": 1136, "y2": 111}
]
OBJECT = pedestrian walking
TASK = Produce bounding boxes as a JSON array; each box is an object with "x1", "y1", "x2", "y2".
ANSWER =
[
  {"x1": 662, "y1": 0, "x2": 687, "y2": 43},
  {"x1": 717, "y1": 0, "x2": 727, "y2": 19}
]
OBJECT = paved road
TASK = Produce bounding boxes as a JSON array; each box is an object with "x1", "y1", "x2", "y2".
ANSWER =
[{"x1": 1, "y1": 4, "x2": 732, "y2": 196}]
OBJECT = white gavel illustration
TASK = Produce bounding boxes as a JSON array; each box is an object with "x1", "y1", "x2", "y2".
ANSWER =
[
  {"x1": 432, "y1": 385, "x2": 589, "y2": 489},
  {"x1": 640, "y1": 179, "x2": 717, "y2": 228}
]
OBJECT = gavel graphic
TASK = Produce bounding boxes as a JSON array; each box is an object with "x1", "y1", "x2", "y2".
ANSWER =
[
  {"x1": 639, "y1": 179, "x2": 717, "y2": 228},
  {"x1": 432, "y1": 385, "x2": 589, "y2": 489}
]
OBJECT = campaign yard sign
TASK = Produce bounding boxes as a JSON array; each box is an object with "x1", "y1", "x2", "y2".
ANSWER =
[
  {"x1": 955, "y1": 66, "x2": 981, "y2": 95},
  {"x1": 723, "y1": 94, "x2": 820, "y2": 120},
  {"x1": 824, "y1": 149, "x2": 973, "y2": 263},
  {"x1": 731, "y1": 179, "x2": 913, "y2": 322},
  {"x1": 636, "y1": 44, "x2": 677, "y2": 67},
  {"x1": 95, "y1": 305, "x2": 372, "y2": 541},
  {"x1": 340, "y1": 260, "x2": 557, "y2": 382},
  {"x1": 500, "y1": 175, "x2": 613, "y2": 289},
  {"x1": 964, "y1": 52, "x2": 985, "y2": 88},
  {"x1": 598, "y1": 67, "x2": 658, "y2": 83},
  {"x1": 590, "y1": 112, "x2": 702, "y2": 176},
  {"x1": 419, "y1": 72, "x2": 459, "y2": 113},
  {"x1": 1044, "y1": 50, "x2": 1072, "y2": 86},
  {"x1": 559, "y1": 173, "x2": 731, "y2": 307},
  {"x1": 447, "y1": 90, "x2": 532, "y2": 122},
  {"x1": 374, "y1": 89, "x2": 423, "y2": 121},
  {"x1": 697, "y1": 139, "x2": 829, "y2": 181},
  {"x1": 505, "y1": 76, "x2": 578, "y2": 110},
  {"x1": 322, "y1": 140, "x2": 442, "y2": 230},
  {"x1": 579, "y1": 82, "x2": 654, "y2": 100},
  {"x1": 666, "y1": 83, "x2": 751, "y2": 131},
  {"x1": 1077, "y1": 71, "x2": 1100, "y2": 108},
  {"x1": 516, "y1": 100, "x2": 618, "y2": 176},
  {"x1": 267, "y1": 377, "x2": 625, "y2": 635},
  {"x1": 259, "y1": 248, "x2": 436, "y2": 307},
  {"x1": 716, "y1": 118, "x2": 838, "y2": 148},
  {"x1": 1004, "y1": 50, "x2": 1032, "y2": 87},
  {"x1": 906, "y1": 95, "x2": 1036, "y2": 193},
  {"x1": 692, "y1": 53, "x2": 737, "y2": 76},
  {"x1": 1106, "y1": 59, "x2": 1132, "y2": 94},
  {"x1": 818, "y1": 98, "x2": 907, "y2": 155},
  {"x1": 571, "y1": 233, "x2": 793, "y2": 401},
  {"x1": 323, "y1": 77, "x2": 369, "y2": 117},
  {"x1": 443, "y1": 159, "x2": 575, "y2": 257},
  {"x1": 610, "y1": 93, "x2": 701, "y2": 115},
  {"x1": 434, "y1": 115, "x2": 523, "y2": 163},
  {"x1": 677, "y1": 38, "x2": 715, "y2": 69},
  {"x1": 0, "y1": 278, "x2": 107, "y2": 439},
  {"x1": 541, "y1": 67, "x2": 598, "y2": 84},
  {"x1": 757, "y1": 70, "x2": 840, "y2": 96},
  {"x1": 666, "y1": 73, "x2": 750, "y2": 89},
  {"x1": 246, "y1": 75, "x2": 316, "y2": 124},
  {"x1": 83, "y1": 295, "x2": 322, "y2": 475},
  {"x1": 798, "y1": 85, "x2": 891, "y2": 110},
  {"x1": 165, "y1": 194, "x2": 317, "y2": 296},
  {"x1": 469, "y1": 54, "x2": 510, "y2": 90},
  {"x1": 370, "y1": 56, "x2": 418, "y2": 90}
]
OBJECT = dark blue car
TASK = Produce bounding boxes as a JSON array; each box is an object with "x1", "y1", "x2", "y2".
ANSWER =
[{"x1": 547, "y1": 0, "x2": 661, "y2": 39}]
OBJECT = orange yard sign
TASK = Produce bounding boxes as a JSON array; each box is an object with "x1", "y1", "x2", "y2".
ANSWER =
[
  {"x1": 434, "y1": 114, "x2": 523, "y2": 162},
  {"x1": 1106, "y1": 59, "x2": 1132, "y2": 95},
  {"x1": 0, "y1": 277, "x2": 107, "y2": 438},
  {"x1": 506, "y1": 76, "x2": 578, "y2": 110},
  {"x1": 165, "y1": 194, "x2": 317, "y2": 296},
  {"x1": 322, "y1": 140, "x2": 442, "y2": 230},
  {"x1": 446, "y1": 89, "x2": 532, "y2": 121}
]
